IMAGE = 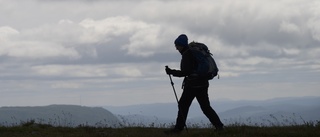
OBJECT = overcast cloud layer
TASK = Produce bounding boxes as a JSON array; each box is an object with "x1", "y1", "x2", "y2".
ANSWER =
[{"x1": 1, "y1": 0, "x2": 319, "y2": 106}]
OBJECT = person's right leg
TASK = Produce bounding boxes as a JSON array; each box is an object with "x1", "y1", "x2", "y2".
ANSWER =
[{"x1": 174, "y1": 86, "x2": 195, "y2": 130}]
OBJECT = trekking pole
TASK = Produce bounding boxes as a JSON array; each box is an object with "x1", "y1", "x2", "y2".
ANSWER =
[
  {"x1": 165, "y1": 66, "x2": 188, "y2": 132},
  {"x1": 166, "y1": 66, "x2": 179, "y2": 104}
]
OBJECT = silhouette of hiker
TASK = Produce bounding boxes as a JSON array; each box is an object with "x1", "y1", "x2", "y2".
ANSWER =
[{"x1": 165, "y1": 34, "x2": 224, "y2": 134}]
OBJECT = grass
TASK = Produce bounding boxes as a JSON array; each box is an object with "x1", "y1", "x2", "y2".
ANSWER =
[{"x1": 0, "y1": 121, "x2": 319, "y2": 137}]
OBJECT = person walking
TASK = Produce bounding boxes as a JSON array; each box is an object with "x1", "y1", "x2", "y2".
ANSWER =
[{"x1": 165, "y1": 34, "x2": 224, "y2": 134}]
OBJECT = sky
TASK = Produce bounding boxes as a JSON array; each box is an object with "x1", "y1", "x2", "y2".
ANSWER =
[{"x1": 0, "y1": 0, "x2": 319, "y2": 107}]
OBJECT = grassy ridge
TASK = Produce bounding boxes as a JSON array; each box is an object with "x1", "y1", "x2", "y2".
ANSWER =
[{"x1": 0, "y1": 124, "x2": 319, "y2": 137}]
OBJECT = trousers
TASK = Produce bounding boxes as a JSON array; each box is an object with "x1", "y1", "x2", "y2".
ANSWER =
[{"x1": 174, "y1": 85, "x2": 224, "y2": 130}]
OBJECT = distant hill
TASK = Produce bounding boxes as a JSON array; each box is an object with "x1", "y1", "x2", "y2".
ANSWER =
[
  {"x1": 104, "y1": 96, "x2": 320, "y2": 126},
  {"x1": 0, "y1": 105, "x2": 120, "y2": 127},
  {"x1": 1, "y1": 97, "x2": 319, "y2": 128}
]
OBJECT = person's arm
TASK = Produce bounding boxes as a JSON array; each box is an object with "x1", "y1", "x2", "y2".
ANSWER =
[{"x1": 166, "y1": 50, "x2": 195, "y2": 77}]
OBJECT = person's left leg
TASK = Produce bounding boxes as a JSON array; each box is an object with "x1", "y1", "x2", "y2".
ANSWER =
[{"x1": 195, "y1": 86, "x2": 224, "y2": 129}]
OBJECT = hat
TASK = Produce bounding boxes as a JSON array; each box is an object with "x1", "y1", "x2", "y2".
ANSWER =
[{"x1": 174, "y1": 34, "x2": 188, "y2": 47}]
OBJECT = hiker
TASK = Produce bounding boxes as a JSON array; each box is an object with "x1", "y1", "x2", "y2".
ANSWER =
[{"x1": 165, "y1": 34, "x2": 224, "y2": 134}]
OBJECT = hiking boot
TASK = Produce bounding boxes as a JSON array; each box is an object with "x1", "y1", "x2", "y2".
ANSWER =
[
  {"x1": 164, "y1": 128, "x2": 182, "y2": 135},
  {"x1": 214, "y1": 126, "x2": 224, "y2": 132}
]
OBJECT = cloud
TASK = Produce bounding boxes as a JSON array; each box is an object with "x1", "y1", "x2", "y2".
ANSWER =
[
  {"x1": 307, "y1": 17, "x2": 320, "y2": 41},
  {"x1": 0, "y1": 16, "x2": 179, "y2": 62},
  {"x1": 6, "y1": 41, "x2": 80, "y2": 59},
  {"x1": 32, "y1": 64, "x2": 144, "y2": 78},
  {"x1": 0, "y1": 23, "x2": 82, "y2": 59},
  {"x1": 80, "y1": 16, "x2": 163, "y2": 57},
  {"x1": 1, "y1": 0, "x2": 320, "y2": 106},
  {"x1": 0, "y1": 26, "x2": 19, "y2": 38},
  {"x1": 1, "y1": 0, "x2": 319, "y2": 74},
  {"x1": 279, "y1": 21, "x2": 301, "y2": 34}
]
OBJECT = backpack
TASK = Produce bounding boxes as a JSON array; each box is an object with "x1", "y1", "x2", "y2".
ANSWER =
[{"x1": 189, "y1": 41, "x2": 219, "y2": 80}]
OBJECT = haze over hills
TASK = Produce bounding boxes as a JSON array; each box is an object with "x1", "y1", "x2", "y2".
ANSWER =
[
  {"x1": 104, "y1": 96, "x2": 320, "y2": 126},
  {"x1": 0, "y1": 96, "x2": 319, "y2": 127},
  {"x1": 0, "y1": 105, "x2": 120, "y2": 127}
]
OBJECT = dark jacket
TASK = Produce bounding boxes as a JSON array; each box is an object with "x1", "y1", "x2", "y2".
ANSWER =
[{"x1": 170, "y1": 47, "x2": 209, "y2": 88}]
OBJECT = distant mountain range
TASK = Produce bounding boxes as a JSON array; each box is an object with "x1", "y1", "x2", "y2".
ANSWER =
[
  {"x1": 0, "y1": 105, "x2": 119, "y2": 127},
  {"x1": 104, "y1": 96, "x2": 320, "y2": 126},
  {"x1": 1, "y1": 96, "x2": 319, "y2": 127}
]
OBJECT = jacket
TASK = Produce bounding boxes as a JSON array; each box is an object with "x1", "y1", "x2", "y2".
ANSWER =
[{"x1": 170, "y1": 47, "x2": 209, "y2": 88}]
